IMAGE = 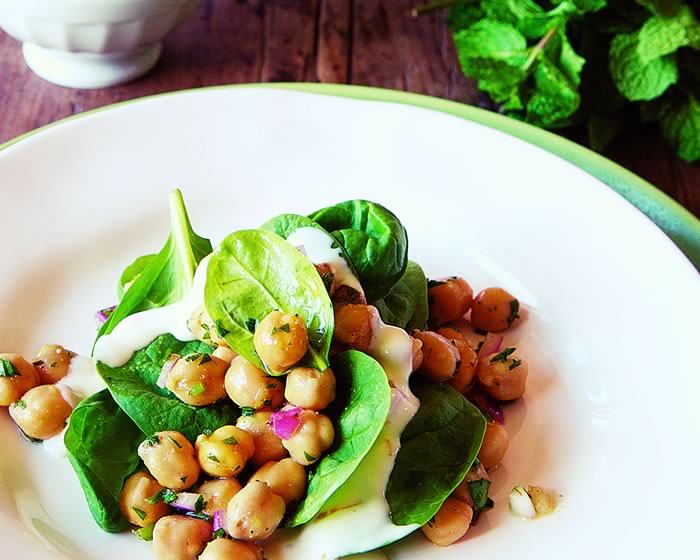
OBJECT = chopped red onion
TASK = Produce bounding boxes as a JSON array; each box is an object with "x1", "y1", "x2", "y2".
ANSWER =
[
  {"x1": 477, "y1": 332, "x2": 503, "y2": 361},
  {"x1": 94, "y1": 305, "x2": 116, "y2": 326},
  {"x1": 172, "y1": 492, "x2": 203, "y2": 513},
  {"x1": 157, "y1": 354, "x2": 180, "y2": 389},
  {"x1": 212, "y1": 509, "x2": 226, "y2": 533},
  {"x1": 468, "y1": 385, "x2": 505, "y2": 424},
  {"x1": 270, "y1": 406, "x2": 303, "y2": 440}
]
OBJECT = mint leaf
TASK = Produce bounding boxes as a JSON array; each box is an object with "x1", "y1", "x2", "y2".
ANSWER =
[
  {"x1": 557, "y1": 30, "x2": 586, "y2": 87},
  {"x1": 637, "y1": 5, "x2": 700, "y2": 62},
  {"x1": 658, "y1": 94, "x2": 700, "y2": 162},
  {"x1": 447, "y1": 2, "x2": 485, "y2": 32},
  {"x1": 637, "y1": 0, "x2": 683, "y2": 17},
  {"x1": 454, "y1": 19, "x2": 528, "y2": 58},
  {"x1": 609, "y1": 31, "x2": 678, "y2": 101},
  {"x1": 526, "y1": 56, "x2": 581, "y2": 127},
  {"x1": 568, "y1": 0, "x2": 607, "y2": 13}
]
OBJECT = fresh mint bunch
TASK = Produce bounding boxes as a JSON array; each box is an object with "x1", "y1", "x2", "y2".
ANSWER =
[{"x1": 425, "y1": 0, "x2": 700, "y2": 162}]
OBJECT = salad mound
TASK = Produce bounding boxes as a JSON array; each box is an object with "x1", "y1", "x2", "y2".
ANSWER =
[{"x1": 0, "y1": 190, "x2": 533, "y2": 560}]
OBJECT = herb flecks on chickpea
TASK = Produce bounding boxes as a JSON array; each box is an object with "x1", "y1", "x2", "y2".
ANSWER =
[
  {"x1": 477, "y1": 348, "x2": 528, "y2": 401},
  {"x1": 413, "y1": 331, "x2": 460, "y2": 383},
  {"x1": 188, "y1": 304, "x2": 226, "y2": 346},
  {"x1": 152, "y1": 515, "x2": 212, "y2": 560},
  {"x1": 166, "y1": 353, "x2": 228, "y2": 406},
  {"x1": 9, "y1": 385, "x2": 73, "y2": 440},
  {"x1": 0, "y1": 354, "x2": 40, "y2": 407},
  {"x1": 251, "y1": 458, "x2": 307, "y2": 505},
  {"x1": 334, "y1": 304, "x2": 373, "y2": 352},
  {"x1": 284, "y1": 367, "x2": 336, "y2": 411},
  {"x1": 138, "y1": 431, "x2": 200, "y2": 491},
  {"x1": 199, "y1": 539, "x2": 264, "y2": 560},
  {"x1": 253, "y1": 311, "x2": 309, "y2": 373},
  {"x1": 32, "y1": 344, "x2": 75, "y2": 385},
  {"x1": 282, "y1": 410, "x2": 335, "y2": 466},
  {"x1": 119, "y1": 471, "x2": 170, "y2": 527},
  {"x1": 447, "y1": 339, "x2": 478, "y2": 394},
  {"x1": 421, "y1": 497, "x2": 473, "y2": 546},
  {"x1": 226, "y1": 480, "x2": 286, "y2": 541},
  {"x1": 195, "y1": 425, "x2": 255, "y2": 478},
  {"x1": 428, "y1": 277, "x2": 474, "y2": 327},
  {"x1": 225, "y1": 356, "x2": 285, "y2": 410},
  {"x1": 236, "y1": 411, "x2": 289, "y2": 467},
  {"x1": 471, "y1": 288, "x2": 521, "y2": 333},
  {"x1": 196, "y1": 478, "x2": 242, "y2": 516}
]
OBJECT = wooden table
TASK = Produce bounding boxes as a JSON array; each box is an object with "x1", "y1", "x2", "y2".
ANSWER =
[{"x1": 1, "y1": 0, "x2": 698, "y2": 216}]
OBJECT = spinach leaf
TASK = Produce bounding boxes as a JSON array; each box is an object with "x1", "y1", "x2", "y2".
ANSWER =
[
  {"x1": 96, "y1": 334, "x2": 239, "y2": 441},
  {"x1": 97, "y1": 189, "x2": 212, "y2": 341},
  {"x1": 308, "y1": 200, "x2": 408, "y2": 302},
  {"x1": 64, "y1": 390, "x2": 144, "y2": 533},
  {"x1": 373, "y1": 261, "x2": 429, "y2": 332},
  {"x1": 286, "y1": 350, "x2": 391, "y2": 527},
  {"x1": 117, "y1": 254, "x2": 155, "y2": 299},
  {"x1": 260, "y1": 213, "x2": 323, "y2": 240},
  {"x1": 387, "y1": 384, "x2": 486, "y2": 526},
  {"x1": 205, "y1": 229, "x2": 334, "y2": 371},
  {"x1": 468, "y1": 476, "x2": 494, "y2": 515}
]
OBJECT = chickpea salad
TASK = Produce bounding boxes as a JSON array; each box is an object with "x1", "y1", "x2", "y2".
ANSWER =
[{"x1": 0, "y1": 191, "x2": 547, "y2": 560}]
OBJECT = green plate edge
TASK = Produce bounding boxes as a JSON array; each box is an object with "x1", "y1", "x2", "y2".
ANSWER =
[{"x1": 2, "y1": 82, "x2": 698, "y2": 266}]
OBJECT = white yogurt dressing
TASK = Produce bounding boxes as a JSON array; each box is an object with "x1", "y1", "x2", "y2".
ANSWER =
[
  {"x1": 286, "y1": 227, "x2": 364, "y2": 296},
  {"x1": 266, "y1": 309, "x2": 420, "y2": 560}
]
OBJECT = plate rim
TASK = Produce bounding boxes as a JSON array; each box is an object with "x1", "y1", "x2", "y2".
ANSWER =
[{"x1": 2, "y1": 82, "x2": 698, "y2": 266}]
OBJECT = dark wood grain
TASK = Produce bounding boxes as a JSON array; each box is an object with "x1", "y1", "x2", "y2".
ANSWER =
[{"x1": 0, "y1": 0, "x2": 697, "y2": 216}]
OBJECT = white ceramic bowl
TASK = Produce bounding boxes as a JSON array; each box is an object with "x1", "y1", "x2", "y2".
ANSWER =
[{"x1": 0, "y1": 0, "x2": 200, "y2": 88}]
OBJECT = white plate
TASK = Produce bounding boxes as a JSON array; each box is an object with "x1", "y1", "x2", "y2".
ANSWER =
[{"x1": 0, "y1": 87, "x2": 698, "y2": 560}]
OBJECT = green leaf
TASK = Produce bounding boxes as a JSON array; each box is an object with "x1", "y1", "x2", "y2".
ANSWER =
[
  {"x1": 205, "y1": 229, "x2": 334, "y2": 371},
  {"x1": 658, "y1": 94, "x2": 700, "y2": 162},
  {"x1": 97, "y1": 190, "x2": 212, "y2": 342},
  {"x1": 455, "y1": 19, "x2": 528, "y2": 58},
  {"x1": 286, "y1": 350, "x2": 391, "y2": 527},
  {"x1": 64, "y1": 390, "x2": 144, "y2": 532},
  {"x1": 96, "y1": 334, "x2": 239, "y2": 441},
  {"x1": 587, "y1": 110, "x2": 625, "y2": 151},
  {"x1": 637, "y1": 0, "x2": 683, "y2": 17},
  {"x1": 308, "y1": 200, "x2": 409, "y2": 303},
  {"x1": 374, "y1": 261, "x2": 429, "y2": 332},
  {"x1": 609, "y1": 31, "x2": 678, "y2": 101},
  {"x1": 637, "y1": 5, "x2": 700, "y2": 62},
  {"x1": 117, "y1": 254, "x2": 155, "y2": 299},
  {"x1": 568, "y1": 0, "x2": 607, "y2": 13},
  {"x1": 447, "y1": 2, "x2": 485, "y2": 32},
  {"x1": 0, "y1": 358, "x2": 20, "y2": 378},
  {"x1": 387, "y1": 384, "x2": 486, "y2": 526},
  {"x1": 468, "y1": 477, "x2": 493, "y2": 512},
  {"x1": 557, "y1": 30, "x2": 586, "y2": 87},
  {"x1": 526, "y1": 56, "x2": 581, "y2": 128}
]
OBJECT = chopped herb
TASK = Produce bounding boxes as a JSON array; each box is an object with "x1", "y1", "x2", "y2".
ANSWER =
[
  {"x1": 162, "y1": 489, "x2": 178, "y2": 504},
  {"x1": 241, "y1": 407, "x2": 255, "y2": 417},
  {"x1": 455, "y1": 359, "x2": 462, "y2": 371},
  {"x1": 185, "y1": 353, "x2": 200, "y2": 362},
  {"x1": 244, "y1": 318, "x2": 257, "y2": 333},
  {"x1": 222, "y1": 436, "x2": 238, "y2": 445},
  {"x1": 427, "y1": 515, "x2": 436, "y2": 528},
  {"x1": 180, "y1": 476, "x2": 188, "y2": 484},
  {"x1": 198, "y1": 353, "x2": 213, "y2": 365},
  {"x1": 133, "y1": 524, "x2": 155, "y2": 541},
  {"x1": 49, "y1": 362, "x2": 57, "y2": 368},
  {"x1": 194, "y1": 494, "x2": 207, "y2": 513},
  {"x1": 214, "y1": 319, "x2": 230, "y2": 338},
  {"x1": 146, "y1": 489, "x2": 166, "y2": 505},
  {"x1": 13, "y1": 399, "x2": 26, "y2": 409},
  {"x1": 427, "y1": 279, "x2": 446, "y2": 289},
  {"x1": 263, "y1": 399, "x2": 272, "y2": 407},
  {"x1": 208, "y1": 453, "x2": 220, "y2": 463},
  {"x1": 132, "y1": 506, "x2": 147, "y2": 521},
  {"x1": 509, "y1": 359, "x2": 522, "y2": 371},
  {"x1": 189, "y1": 383, "x2": 205, "y2": 397},
  {"x1": 212, "y1": 528, "x2": 227, "y2": 539},
  {"x1": 31, "y1": 359, "x2": 44, "y2": 367},
  {"x1": 202, "y1": 428, "x2": 213, "y2": 437},
  {"x1": 168, "y1": 436, "x2": 183, "y2": 449},
  {"x1": 145, "y1": 434, "x2": 161, "y2": 446},
  {"x1": 201, "y1": 323, "x2": 212, "y2": 340},
  {"x1": 278, "y1": 323, "x2": 291, "y2": 333},
  {"x1": 507, "y1": 299, "x2": 521, "y2": 326},
  {"x1": 474, "y1": 327, "x2": 489, "y2": 336},
  {"x1": 185, "y1": 511, "x2": 210, "y2": 521},
  {"x1": 304, "y1": 451, "x2": 317, "y2": 463},
  {"x1": 490, "y1": 347, "x2": 516, "y2": 363},
  {"x1": 266, "y1": 383, "x2": 278, "y2": 389},
  {"x1": 0, "y1": 358, "x2": 20, "y2": 378}
]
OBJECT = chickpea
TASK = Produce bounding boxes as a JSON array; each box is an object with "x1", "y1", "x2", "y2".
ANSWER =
[
  {"x1": 225, "y1": 356, "x2": 285, "y2": 410},
  {"x1": 197, "y1": 478, "x2": 242, "y2": 516},
  {"x1": 435, "y1": 327, "x2": 465, "y2": 342},
  {"x1": 166, "y1": 353, "x2": 228, "y2": 406},
  {"x1": 471, "y1": 288, "x2": 521, "y2": 332},
  {"x1": 196, "y1": 425, "x2": 255, "y2": 478},
  {"x1": 9, "y1": 385, "x2": 72, "y2": 440},
  {"x1": 447, "y1": 339, "x2": 478, "y2": 394},
  {"x1": 253, "y1": 311, "x2": 309, "y2": 373},
  {"x1": 199, "y1": 538, "x2": 264, "y2": 560},
  {"x1": 212, "y1": 345, "x2": 237, "y2": 364},
  {"x1": 477, "y1": 350, "x2": 528, "y2": 401},
  {"x1": 152, "y1": 515, "x2": 212, "y2": 560},
  {"x1": 32, "y1": 345, "x2": 74, "y2": 385},
  {"x1": 333, "y1": 304, "x2": 373, "y2": 351},
  {"x1": 138, "y1": 431, "x2": 200, "y2": 491},
  {"x1": 0, "y1": 354, "x2": 40, "y2": 406},
  {"x1": 251, "y1": 458, "x2": 307, "y2": 505},
  {"x1": 282, "y1": 410, "x2": 334, "y2": 466},
  {"x1": 478, "y1": 422, "x2": 510, "y2": 469},
  {"x1": 188, "y1": 304, "x2": 226, "y2": 345},
  {"x1": 236, "y1": 411, "x2": 288, "y2": 467},
  {"x1": 226, "y1": 480, "x2": 286, "y2": 541},
  {"x1": 119, "y1": 471, "x2": 170, "y2": 527},
  {"x1": 284, "y1": 367, "x2": 336, "y2": 411},
  {"x1": 421, "y1": 497, "x2": 473, "y2": 546},
  {"x1": 411, "y1": 337, "x2": 423, "y2": 372},
  {"x1": 413, "y1": 331, "x2": 459, "y2": 383},
  {"x1": 428, "y1": 277, "x2": 473, "y2": 327}
]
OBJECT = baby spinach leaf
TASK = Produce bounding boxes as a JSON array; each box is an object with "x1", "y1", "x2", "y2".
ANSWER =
[
  {"x1": 96, "y1": 334, "x2": 239, "y2": 441},
  {"x1": 205, "y1": 229, "x2": 334, "y2": 372},
  {"x1": 65, "y1": 390, "x2": 144, "y2": 533},
  {"x1": 373, "y1": 261, "x2": 429, "y2": 332},
  {"x1": 286, "y1": 350, "x2": 391, "y2": 527},
  {"x1": 117, "y1": 254, "x2": 155, "y2": 299},
  {"x1": 387, "y1": 384, "x2": 486, "y2": 526},
  {"x1": 260, "y1": 213, "x2": 323, "y2": 240},
  {"x1": 97, "y1": 189, "x2": 212, "y2": 342},
  {"x1": 308, "y1": 200, "x2": 408, "y2": 302}
]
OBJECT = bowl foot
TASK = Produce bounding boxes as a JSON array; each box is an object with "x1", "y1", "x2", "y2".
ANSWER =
[{"x1": 22, "y1": 42, "x2": 162, "y2": 89}]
